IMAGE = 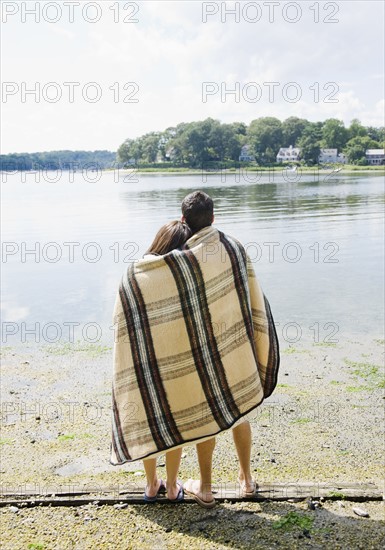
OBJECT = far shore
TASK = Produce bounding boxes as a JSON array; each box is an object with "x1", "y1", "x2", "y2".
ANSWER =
[{"x1": 109, "y1": 166, "x2": 385, "y2": 176}]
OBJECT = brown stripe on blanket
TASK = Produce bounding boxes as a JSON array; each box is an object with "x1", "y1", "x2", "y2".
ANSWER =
[
  {"x1": 120, "y1": 267, "x2": 183, "y2": 449},
  {"x1": 118, "y1": 280, "x2": 164, "y2": 450},
  {"x1": 115, "y1": 321, "x2": 252, "y2": 391},
  {"x1": 165, "y1": 250, "x2": 240, "y2": 429},
  {"x1": 219, "y1": 232, "x2": 258, "y2": 364},
  {"x1": 122, "y1": 373, "x2": 263, "y2": 447},
  {"x1": 262, "y1": 295, "x2": 280, "y2": 397},
  {"x1": 145, "y1": 267, "x2": 235, "y2": 326},
  {"x1": 111, "y1": 387, "x2": 132, "y2": 462}
]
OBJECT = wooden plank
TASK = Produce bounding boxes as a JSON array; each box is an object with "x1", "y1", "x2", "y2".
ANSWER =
[{"x1": 0, "y1": 482, "x2": 383, "y2": 507}]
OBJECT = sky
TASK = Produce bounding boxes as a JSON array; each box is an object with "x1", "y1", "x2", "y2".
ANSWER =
[{"x1": 1, "y1": 0, "x2": 384, "y2": 154}]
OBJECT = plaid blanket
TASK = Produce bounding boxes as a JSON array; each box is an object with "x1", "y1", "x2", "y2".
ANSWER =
[{"x1": 111, "y1": 226, "x2": 279, "y2": 464}]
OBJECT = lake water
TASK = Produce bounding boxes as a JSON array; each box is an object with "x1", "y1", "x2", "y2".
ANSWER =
[{"x1": 1, "y1": 170, "x2": 384, "y2": 348}]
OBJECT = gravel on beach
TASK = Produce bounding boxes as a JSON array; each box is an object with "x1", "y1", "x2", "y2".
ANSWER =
[
  {"x1": 1, "y1": 336, "x2": 384, "y2": 548},
  {"x1": 1, "y1": 500, "x2": 384, "y2": 550}
]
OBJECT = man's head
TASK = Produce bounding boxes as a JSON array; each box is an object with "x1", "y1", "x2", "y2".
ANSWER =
[{"x1": 181, "y1": 191, "x2": 214, "y2": 234}]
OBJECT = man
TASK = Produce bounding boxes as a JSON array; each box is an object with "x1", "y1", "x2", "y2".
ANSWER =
[
  {"x1": 111, "y1": 190, "x2": 279, "y2": 507},
  {"x1": 180, "y1": 190, "x2": 277, "y2": 507}
]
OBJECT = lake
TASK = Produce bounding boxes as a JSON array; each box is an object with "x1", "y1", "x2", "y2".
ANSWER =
[{"x1": 1, "y1": 170, "x2": 384, "y2": 348}]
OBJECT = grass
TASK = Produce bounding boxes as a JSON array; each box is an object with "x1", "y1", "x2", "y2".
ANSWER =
[
  {"x1": 28, "y1": 545, "x2": 45, "y2": 550},
  {"x1": 0, "y1": 438, "x2": 13, "y2": 445},
  {"x1": 313, "y1": 342, "x2": 337, "y2": 348},
  {"x1": 282, "y1": 347, "x2": 311, "y2": 355},
  {"x1": 276, "y1": 383, "x2": 291, "y2": 388},
  {"x1": 272, "y1": 511, "x2": 314, "y2": 531},
  {"x1": 291, "y1": 418, "x2": 312, "y2": 424},
  {"x1": 344, "y1": 359, "x2": 384, "y2": 389},
  {"x1": 328, "y1": 491, "x2": 345, "y2": 499},
  {"x1": 42, "y1": 341, "x2": 112, "y2": 357},
  {"x1": 330, "y1": 380, "x2": 342, "y2": 385},
  {"x1": 57, "y1": 433, "x2": 75, "y2": 441},
  {"x1": 57, "y1": 433, "x2": 94, "y2": 442},
  {"x1": 374, "y1": 339, "x2": 384, "y2": 345},
  {"x1": 346, "y1": 385, "x2": 371, "y2": 393}
]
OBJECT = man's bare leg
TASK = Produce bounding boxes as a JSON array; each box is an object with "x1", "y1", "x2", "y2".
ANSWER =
[
  {"x1": 184, "y1": 437, "x2": 216, "y2": 503},
  {"x1": 232, "y1": 421, "x2": 255, "y2": 493}
]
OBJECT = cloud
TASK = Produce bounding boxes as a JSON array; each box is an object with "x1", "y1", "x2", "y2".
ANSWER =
[
  {"x1": 48, "y1": 25, "x2": 75, "y2": 41},
  {"x1": 1, "y1": 0, "x2": 384, "y2": 153}
]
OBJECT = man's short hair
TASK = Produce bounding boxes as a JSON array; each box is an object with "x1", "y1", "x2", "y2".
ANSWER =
[{"x1": 181, "y1": 191, "x2": 214, "y2": 233}]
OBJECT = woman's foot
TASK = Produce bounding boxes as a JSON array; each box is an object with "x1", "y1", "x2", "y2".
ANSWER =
[
  {"x1": 167, "y1": 481, "x2": 184, "y2": 503},
  {"x1": 144, "y1": 478, "x2": 166, "y2": 501},
  {"x1": 183, "y1": 479, "x2": 216, "y2": 508}
]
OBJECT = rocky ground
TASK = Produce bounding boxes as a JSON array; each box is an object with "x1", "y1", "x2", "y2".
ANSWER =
[{"x1": 1, "y1": 335, "x2": 384, "y2": 549}]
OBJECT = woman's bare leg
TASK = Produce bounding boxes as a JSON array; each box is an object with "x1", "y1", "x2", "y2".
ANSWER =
[
  {"x1": 143, "y1": 457, "x2": 160, "y2": 498},
  {"x1": 165, "y1": 447, "x2": 183, "y2": 500}
]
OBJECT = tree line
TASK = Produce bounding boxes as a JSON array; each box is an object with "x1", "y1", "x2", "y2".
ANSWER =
[
  {"x1": 0, "y1": 150, "x2": 116, "y2": 171},
  {"x1": 1, "y1": 118, "x2": 384, "y2": 171},
  {"x1": 117, "y1": 117, "x2": 385, "y2": 167}
]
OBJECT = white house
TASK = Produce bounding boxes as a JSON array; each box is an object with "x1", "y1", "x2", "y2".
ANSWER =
[
  {"x1": 319, "y1": 148, "x2": 348, "y2": 164},
  {"x1": 276, "y1": 145, "x2": 300, "y2": 163},
  {"x1": 239, "y1": 144, "x2": 254, "y2": 162},
  {"x1": 365, "y1": 149, "x2": 385, "y2": 165},
  {"x1": 319, "y1": 148, "x2": 338, "y2": 163}
]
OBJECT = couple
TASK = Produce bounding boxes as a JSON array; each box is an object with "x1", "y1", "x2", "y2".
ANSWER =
[{"x1": 111, "y1": 191, "x2": 280, "y2": 508}]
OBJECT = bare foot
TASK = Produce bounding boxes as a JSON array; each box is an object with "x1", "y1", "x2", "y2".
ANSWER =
[
  {"x1": 166, "y1": 481, "x2": 182, "y2": 501},
  {"x1": 145, "y1": 478, "x2": 164, "y2": 499},
  {"x1": 183, "y1": 479, "x2": 216, "y2": 508},
  {"x1": 238, "y1": 475, "x2": 257, "y2": 496}
]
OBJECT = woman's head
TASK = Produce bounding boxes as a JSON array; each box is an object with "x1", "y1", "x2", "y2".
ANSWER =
[{"x1": 146, "y1": 220, "x2": 192, "y2": 256}]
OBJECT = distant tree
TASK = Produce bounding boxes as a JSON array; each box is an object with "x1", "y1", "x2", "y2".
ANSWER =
[
  {"x1": 117, "y1": 139, "x2": 142, "y2": 165},
  {"x1": 344, "y1": 136, "x2": 379, "y2": 164},
  {"x1": 348, "y1": 119, "x2": 368, "y2": 140},
  {"x1": 366, "y1": 126, "x2": 385, "y2": 144},
  {"x1": 140, "y1": 132, "x2": 161, "y2": 163},
  {"x1": 158, "y1": 127, "x2": 177, "y2": 161},
  {"x1": 282, "y1": 117, "x2": 310, "y2": 147},
  {"x1": 297, "y1": 123, "x2": 322, "y2": 165},
  {"x1": 247, "y1": 117, "x2": 283, "y2": 164},
  {"x1": 321, "y1": 119, "x2": 349, "y2": 151},
  {"x1": 0, "y1": 150, "x2": 116, "y2": 171},
  {"x1": 213, "y1": 122, "x2": 246, "y2": 161}
]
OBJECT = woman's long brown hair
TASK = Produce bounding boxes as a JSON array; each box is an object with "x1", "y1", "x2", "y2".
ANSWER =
[{"x1": 146, "y1": 220, "x2": 192, "y2": 255}]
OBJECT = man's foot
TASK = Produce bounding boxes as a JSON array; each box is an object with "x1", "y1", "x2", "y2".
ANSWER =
[
  {"x1": 183, "y1": 479, "x2": 216, "y2": 509},
  {"x1": 238, "y1": 476, "x2": 257, "y2": 497}
]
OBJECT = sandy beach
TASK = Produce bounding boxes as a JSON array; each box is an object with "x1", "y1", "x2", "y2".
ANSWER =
[{"x1": 1, "y1": 335, "x2": 384, "y2": 548}]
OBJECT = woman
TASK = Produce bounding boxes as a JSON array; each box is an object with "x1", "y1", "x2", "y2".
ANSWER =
[
  {"x1": 141, "y1": 220, "x2": 192, "y2": 503},
  {"x1": 145, "y1": 220, "x2": 192, "y2": 257}
]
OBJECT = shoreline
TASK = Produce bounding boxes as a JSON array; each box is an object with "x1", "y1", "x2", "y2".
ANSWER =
[{"x1": 110, "y1": 167, "x2": 385, "y2": 176}]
